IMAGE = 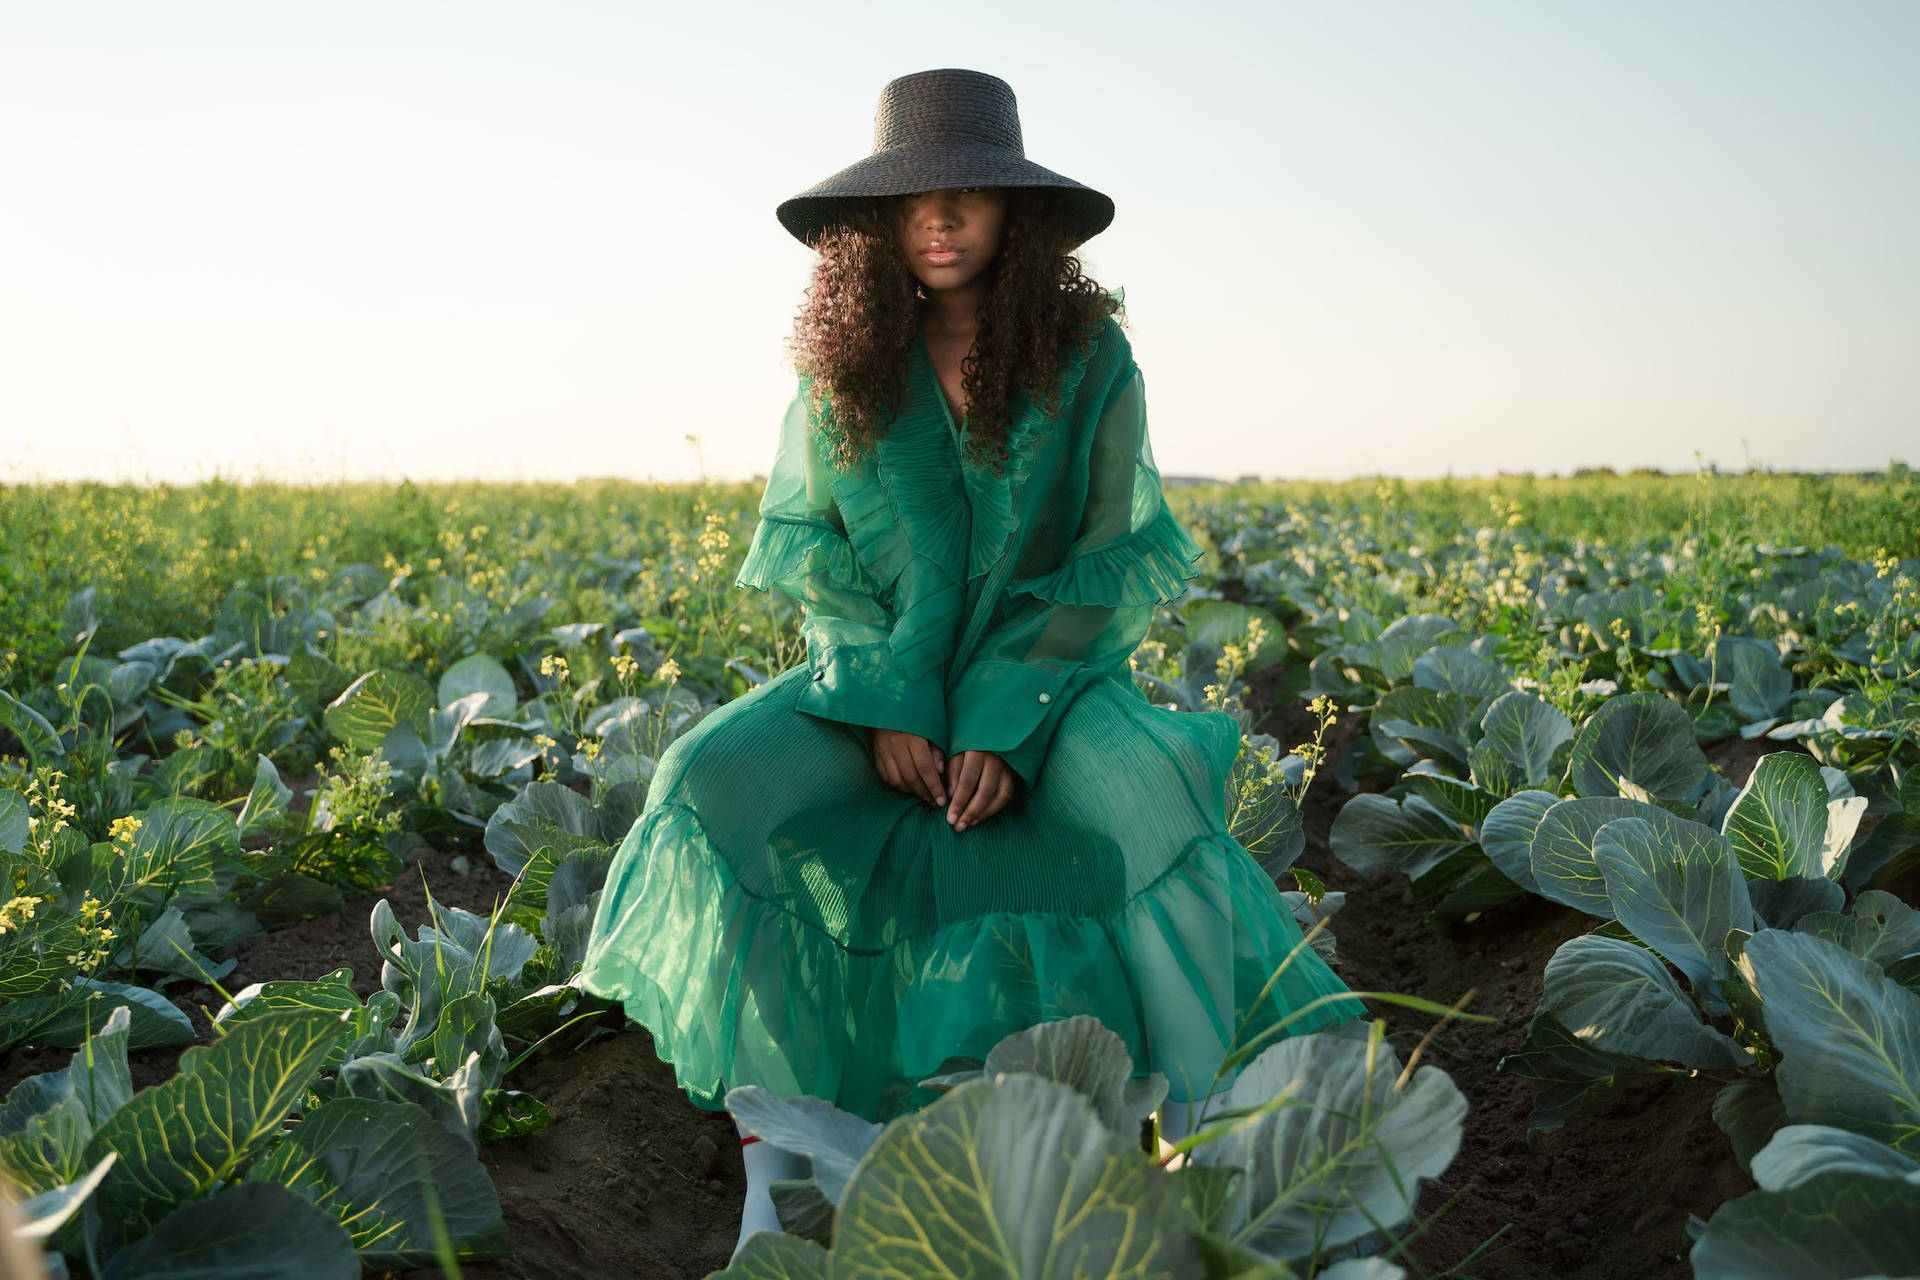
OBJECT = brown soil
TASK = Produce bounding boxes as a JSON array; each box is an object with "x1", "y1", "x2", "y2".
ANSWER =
[
  {"x1": 419, "y1": 1029, "x2": 745, "y2": 1280},
  {"x1": 251, "y1": 839, "x2": 748, "y2": 1280}
]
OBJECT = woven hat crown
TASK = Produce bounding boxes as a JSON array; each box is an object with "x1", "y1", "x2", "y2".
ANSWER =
[{"x1": 873, "y1": 69, "x2": 1023, "y2": 153}]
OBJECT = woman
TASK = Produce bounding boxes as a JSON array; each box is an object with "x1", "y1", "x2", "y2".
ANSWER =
[{"x1": 579, "y1": 67, "x2": 1363, "y2": 1256}]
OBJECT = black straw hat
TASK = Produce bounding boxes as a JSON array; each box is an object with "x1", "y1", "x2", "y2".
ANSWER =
[{"x1": 776, "y1": 68, "x2": 1115, "y2": 252}]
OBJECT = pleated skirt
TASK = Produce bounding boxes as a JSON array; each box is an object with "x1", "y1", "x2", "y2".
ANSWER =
[{"x1": 579, "y1": 663, "x2": 1363, "y2": 1124}]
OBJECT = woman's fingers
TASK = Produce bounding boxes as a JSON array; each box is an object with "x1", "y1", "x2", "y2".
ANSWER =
[
  {"x1": 909, "y1": 738, "x2": 947, "y2": 807},
  {"x1": 875, "y1": 739, "x2": 916, "y2": 799},
  {"x1": 875, "y1": 742, "x2": 1020, "y2": 826},
  {"x1": 888, "y1": 740, "x2": 935, "y2": 804},
  {"x1": 946, "y1": 751, "x2": 984, "y2": 825},
  {"x1": 983, "y1": 769, "x2": 1015, "y2": 821},
  {"x1": 870, "y1": 732, "x2": 951, "y2": 806},
  {"x1": 871, "y1": 728, "x2": 920, "y2": 800},
  {"x1": 873, "y1": 745, "x2": 903, "y2": 796},
  {"x1": 954, "y1": 755, "x2": 1008, "y2": 830}
]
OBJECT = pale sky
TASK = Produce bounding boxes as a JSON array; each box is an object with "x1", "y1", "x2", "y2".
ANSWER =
[{"x1": 2, "y1": 1, "x2": 1914, "y2": 485}]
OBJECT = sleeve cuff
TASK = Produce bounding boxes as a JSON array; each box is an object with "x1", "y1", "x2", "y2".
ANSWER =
[
  {"x1": 945, "y1": 659, "x2": 1081, "y2": 789},
  {"x1": 795, "y1": 640, "x2": 948, "y2": 747}
]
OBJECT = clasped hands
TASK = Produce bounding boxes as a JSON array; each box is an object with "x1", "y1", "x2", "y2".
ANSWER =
[{"x1": 870, "y1": 728, "x2": 1017, "y2": 832}]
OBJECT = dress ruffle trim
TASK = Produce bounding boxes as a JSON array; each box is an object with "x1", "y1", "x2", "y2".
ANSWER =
[
  {"x1": 804, "y1": 372, "x2": 970, "y2": 682},
  {"x1": 958, "y1": 293, "x2": 1120, "y2": 581},
  {"x1": 579, "y1": 796, "x2": 1365, "y2": 1124},
  {"x1": 792, "y1": 291, "x2": 1126, "y2": 680},
  {"x1": 735, "y1": 513, "x2": 882, "y2": 598},
  {"x1": 836, "y1": 426, "x2": 970, "y2": 590},
  {"x1": 1008, "y1": 501, "x2": 1206, "y2": 608}
]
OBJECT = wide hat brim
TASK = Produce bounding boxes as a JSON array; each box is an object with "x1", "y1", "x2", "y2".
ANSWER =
[{"x1": 776, "y1": 137, "x2": 1115, "y2": 253}]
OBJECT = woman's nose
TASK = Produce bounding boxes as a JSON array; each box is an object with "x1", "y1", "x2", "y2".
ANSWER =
[{"x1": 915, "y1": 194, "x2": 957, "y2": 228}]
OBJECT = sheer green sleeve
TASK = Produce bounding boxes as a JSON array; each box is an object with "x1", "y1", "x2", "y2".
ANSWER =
[
  {"x1": 734, "y1": 382, "x2": 949, "y2": 745},
  {"x1": 945, "y1": 365, "x2": 1204, "y2": 787}
]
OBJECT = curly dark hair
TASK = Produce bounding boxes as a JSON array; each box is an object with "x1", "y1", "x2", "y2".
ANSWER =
[{"x1": 783, "y1": 186, "x2": 1123, "y2": 476}]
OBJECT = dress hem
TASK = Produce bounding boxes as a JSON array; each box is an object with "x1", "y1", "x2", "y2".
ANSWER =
[{"x1": 580, "y1": 797, "x2": 1366, "y2": 1123}]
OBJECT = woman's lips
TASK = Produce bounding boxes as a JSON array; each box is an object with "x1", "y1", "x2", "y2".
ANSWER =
[{"x1": 920, "y1": 248, "x2": 964, "y2": 265}]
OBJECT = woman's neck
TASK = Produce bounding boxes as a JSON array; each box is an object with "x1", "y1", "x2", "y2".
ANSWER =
[{"x1": 918, "y1": 283, "x2": 986, "y2": 341}]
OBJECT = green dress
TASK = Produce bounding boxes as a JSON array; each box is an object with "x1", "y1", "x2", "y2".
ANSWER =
[{"x1": 580, "y1": 291, "x2": 1363, "y2": 1124}]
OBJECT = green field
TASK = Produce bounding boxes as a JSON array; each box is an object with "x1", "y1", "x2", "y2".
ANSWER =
[{"x1": 2, "y1": 468, "x2": 1916, "y2": 1279}]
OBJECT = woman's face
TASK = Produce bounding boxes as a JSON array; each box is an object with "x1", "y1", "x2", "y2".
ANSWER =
[{"x1": 895, "y1": 186, "x2": 1008, "y2": 296}]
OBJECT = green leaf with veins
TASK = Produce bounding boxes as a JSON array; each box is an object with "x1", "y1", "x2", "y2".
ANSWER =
[
  {"x1": 1541, "y1": 935, "x2": 1752, "y2": 1069},
  {"x1": 833, "y1": 1075, "x2": 1199, "y2": 1278},
  {"x1": 1740, "y1": 930, "x2": 1920, "y2": 1152},
  {"x1": 1569, "y1": 691, "x2": 1708, "y2": 802},
  {"x1": 245, "y1": 1096, "x2": 508, "y2": 1266},
  {"x1": 1593, "y1": 814, "x2": 1753, "y2": 1003},
  {"x1": 84, "y1": 1007, "x2": 349, "y2": 1244}
]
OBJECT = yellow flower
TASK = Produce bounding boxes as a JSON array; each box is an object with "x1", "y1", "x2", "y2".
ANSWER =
[
  {"x1": 654, "y1": 658, "x2": 682, "y2": 684},
  {"x1": 0, "y1": 894, "x2": 41, "y2": 934}
]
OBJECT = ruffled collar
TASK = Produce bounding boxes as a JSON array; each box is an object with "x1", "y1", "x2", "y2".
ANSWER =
[
  {"x1": 909, "y1": 287, "x2": 1118, "y2": 579},
  {"x1": 821, "y1": 287, "x2": 1122, "y2": 598}
]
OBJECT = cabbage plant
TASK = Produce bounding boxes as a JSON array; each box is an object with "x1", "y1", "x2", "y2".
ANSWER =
[
  {"x1": 712, "y1": 1015, "x2": 1466, "y2": 1280},
  {"x1": 213, "y1": 858, "x2": 605, "y2": 1150},
  {"x1": 0, "y1": 753, "x2": 424, "y2": 1056},
  {"x1": 1690, "y1": 1124, "x2": 1920, "y2": 1279},
  {"x1": 1332, "y1": 684, "x2": 1747, "y2": 924},
  {"x1": 0, "y1": 1002, "x2": 508, "y2": 1276},
  {"x1": 1493, "y1": 748, "x2": 1920, "y2": 1178}
]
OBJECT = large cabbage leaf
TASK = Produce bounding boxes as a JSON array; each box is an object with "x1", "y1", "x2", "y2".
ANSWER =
[
  {"x1": 97, "y1": 1182, "x2": 359, "y2": 1280},
  {"x1": 1721, "y1": 751, "x2": 1867, "y2": 882},
  {"x1": 1592, "y1": 814, "x2": 1752, "y2": 1005},
  {"x1": 1692, "y1": 1126, "x2": 1920, "y2": 1279},
  {"x1": 83, "y1": 1007, "x2": 349, "y2": 1247},
  {"x1": 1327, "y1": 793, "x2": 1472, "y2": 883},
  {"x1": 245, "y1": 1096, "x2": 508, "y2": 1266},
  {"x1": 1568, "y1": 691, "x2": 1708, "y2": 803},
  {"x1": 1739, "y1": 930, "x2": 1920, "y2": 1152},
  {"x1": 1193, "y1": 1026, "x2": 1466, "y2": 1258},
  {"x1": 1469, "y1": 692, "x2": 1573, "y2": 798},
  {"x1": 1528, "y1": 796, "x2": 1664, "y2": 916},
  {"x1": 832, "y1": 1074, "x2": 1198, "y2": 1279},
  {"x1": 1539, "y1": 935, "x2": 1751, "y2": 1069}
]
